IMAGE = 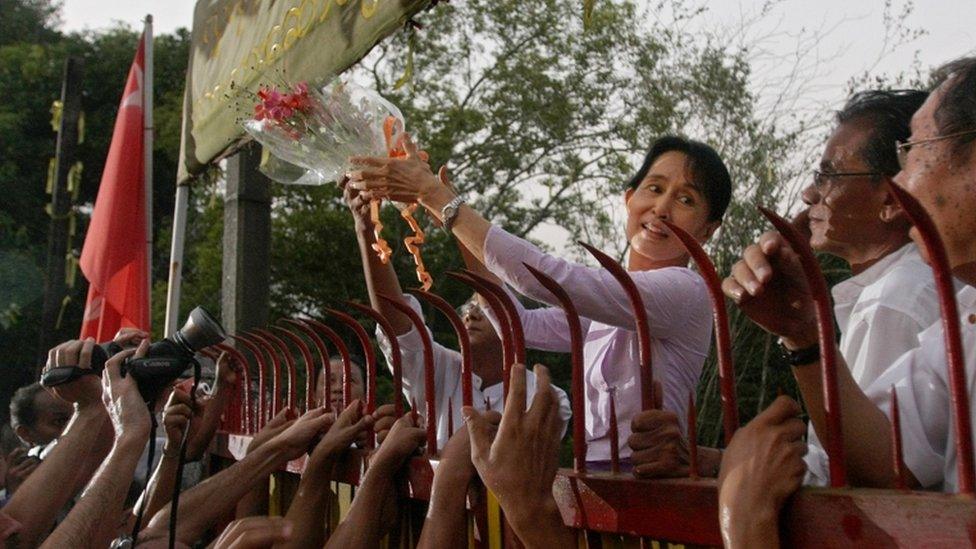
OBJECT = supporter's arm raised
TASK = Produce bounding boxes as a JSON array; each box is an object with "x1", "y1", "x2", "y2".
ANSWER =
[
  {"x1": 184, "y1": 352, "x2": 241, "y2": 460},
  {"x1": 465, "y1": 364, "x2": 576, "y2": 547},
  {"x1": 717, "y1": 396, "x2": 807, "y2": 549},
  {"x1": 326, "y1": 413, "x2": 426, "y2": 549},
  {"x1": 722, "y1": 231, "x2": 910, "y2": 488},
  {"x1": 3, "y1": 339, "x2": 113, "y2": 547},
  {"x1": 143, "y1": 406, "x2": 334, "y2": 546},
  {"x1": 417, "y1": 425, "x2": 478, "y2": 549},
  {"x1": 275, "y1": 401, "x2": 372, "y2": 549},
  {"x1": 43, "y1": 341, "x2": 152, "y2": 549}
]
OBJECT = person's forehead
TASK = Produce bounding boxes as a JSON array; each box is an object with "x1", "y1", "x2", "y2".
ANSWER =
[
  {"x1": 644, "y1": 151, "x2": 703, "y2": 192},
  {"x1": 821, "y1": 121, "x2": 873, "y2": 167},
  {"x1": 910, "y1": 85, "x2": 943, "y2": 135},
  {"x1": 34, "y1": 390, "x2": 70, "y2": 413}
]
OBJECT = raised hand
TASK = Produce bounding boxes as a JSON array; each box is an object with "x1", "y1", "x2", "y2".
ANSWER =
[
  {"x1": 43, "y1": 338, "x2": 104, "y2": 408},
  {"x1": 212, "y1": 517, "x2": 293, "y2": 548},
  {"x1": 306, "y1": 400, "x2": 373, "y2": 476},
  {"x1": 369, "y1": 412, "x2": 426, "y2": 475},
  {"x1": 269, "y1": 406, "x2": 335, "y2": 462},
  {"x1": 101, "y1": 339, "x2": 152, "y2": 441}
]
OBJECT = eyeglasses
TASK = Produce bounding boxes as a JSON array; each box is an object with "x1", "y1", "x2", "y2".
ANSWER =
[
  {"x1": 812, "y1": 170, "x2": 883, "y2": 189},
  {"x1": 896, "y1": 129, "x2": 976, "y2": 169}
]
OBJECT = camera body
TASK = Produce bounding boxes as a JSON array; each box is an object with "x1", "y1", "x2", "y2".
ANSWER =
[{"x1": 41, "y1": 307, "x2": 226, "y2": 403}]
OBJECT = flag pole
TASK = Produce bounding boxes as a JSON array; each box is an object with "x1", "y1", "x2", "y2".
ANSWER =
[{"x1": 143, "y1": 14, "x2": 154, "y2": 332}]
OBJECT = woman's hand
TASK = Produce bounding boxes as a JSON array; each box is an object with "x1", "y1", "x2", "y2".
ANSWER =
[{"x1": 347, "y1": 133, "x2": 450, "y2": 208}]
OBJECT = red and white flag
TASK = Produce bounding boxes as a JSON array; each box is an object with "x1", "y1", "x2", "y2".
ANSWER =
[{"x1": 79, "y1": 31, "x2": 150, "y2": 340}]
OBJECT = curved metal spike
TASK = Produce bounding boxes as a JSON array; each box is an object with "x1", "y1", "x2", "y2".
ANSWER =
[
  {"x1": 760, "y1": 206, "x2": 846, "y2": 488},
  {"x1": 609, "y1": 387, "x2": 620, "y2": 474},
  {"x1": 379, "y1": 294, "x2": 438, "y2": 455},
  {"x1": 885, "y1": 181, "x2": 974, "y2": 494},
  {"x1": 324, "y1": 307, "x2": 377, "y2": 418},
  {"x1": 579, "y1": 241, "x2": 656, "y2": 411},
  {"x1": 522, "y1": 262, "x2": 587, "y2": 473},
  {"x1": 662, "y1": 220, "x2": 739, "y2": 442},
  {"x1": 343, "y1": 301, "x2": 404, "y2": 416},
  {"x1": 890, "y1": 386, "x2": 907, "y2": 491},
  {"x1": 447, "y1": 271, "x2": 514, "y2": 399},
  {"x1": 281, "y1": 319, "x2": 329, "y2": 411},
  {"x1": 271, "y1": 326, "x2": 316, "y2": 413},
  {"x1": 254, "y1": 328, "x2": 297, "y2": 413},
  {"x1": 688, "y1": 390, "x2": 698, "y2": 480},
  {"x1": 214, "y1": 343, "x2": 254, "y2": 434},
  {"x1": 237, "y1": 331, "x2": 281, "y2": 422},
  {"x1": 407, "y1": 288, "x2": 474, "y2": 408},
  {"x1": 301, "y1": 318, "x2": 353, "y2": 411}
]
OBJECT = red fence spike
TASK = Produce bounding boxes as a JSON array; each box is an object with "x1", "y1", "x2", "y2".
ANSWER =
[
  {"x1": 380, "y1": 294, "x2": 439, "y2": 455},
  {"x1": 688, "y1": 391, "x2": 699, "y2": 480},
  {"x1": 523, "y1": 262, "x2": 588, "y2": 473},
  {"x1": 609, "y1": 387, "x2": 621, "y2": 474},
  {"x1": 411, "y1": 396, "x2": 420, "y2": 426},
  {"x1": 407, "y1": 289, "x2": 474, "y2": 408},
  {"x1": 885, "y1": 181, "x2": 975, "y2": 494},
  {"x1": 343, "y1": 301, "x2": 405, "y2": 416},
  {"x1": 890, "y1": 386, "x2": 907, "y2": 491},
  {"x1": 214, "y1": 343, "x2": 253, "y2": 434},
  {"x1": 447, "y1": 398, "x2": 454, "y2": 438},
  {"x1": 325, "y1": 307, "x2": 378, "y2": 418},
  {"x1": 760, "y1": 206, "x2": 847, "y2": 488},
  {"x1": 254, "y1": 328, "x2": 297, "y2": 413},
  {"x1": 579, "y1": 241, "x2": 656, "y2": 411},
  {"x1": 230, "y1": 335, "x2": 269, "y2": 428},
  {"x1": 447, "y1": 271, "x2": 514, "y2": 400},
  {"x1": 300, "y1": 318, "x2": 353, "y2": 411},
  {"x1": 242, "y1": 331, "x2": 282, "y2": 419},
  {"x1": 271, "y1": 326, "x2": 315, "y2": 413},
  {"x1": 663, "y1": 220, "x2": 739, "y2": 442},
  {"x1": 280, "y1": 319, "x2": 328, "y2": 410}
]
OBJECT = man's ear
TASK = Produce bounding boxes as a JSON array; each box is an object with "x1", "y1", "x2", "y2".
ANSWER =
[
  {"x1": 700, "y1": 220, "x2": 721, "y2": 242},
  {"x1": 14, "y1": 424, "x2": 34, "y2": 446},
  {"x1": 880, "y1": 187, "x2": 908, "y2": 225}
]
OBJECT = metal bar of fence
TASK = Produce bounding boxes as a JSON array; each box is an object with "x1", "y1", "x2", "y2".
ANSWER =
[
  {"x1": 280, "y1": 319, "x2": 329, "y2": 411},
  {"x1": 254, "y1": 328, "x2": 297, "y2": 414},
  {"x1": 407, "y1": 289, "x2": 474, "y2": 408},
  {"x1": 301, "y1": 319, "x2": 353, "y2": 411},
  {"x1": 343, "y1": 302, "x2": 406, "y2": 416}
]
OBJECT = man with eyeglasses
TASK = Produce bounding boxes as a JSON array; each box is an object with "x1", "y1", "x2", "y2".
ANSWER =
[
  {"x1": 340, "y1": 179, "x2": 570, "y2": 450},
  {"x1": 797, "y1": 89, "x2": 944, "y2": 486},
  {"x1": 723, "y1": 56, "x2": 976, "y2": 491}
]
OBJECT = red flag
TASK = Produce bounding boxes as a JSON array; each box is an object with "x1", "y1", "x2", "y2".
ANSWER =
[{"x1": 80, "y1": 32, "x2": 149, "y2": 341}]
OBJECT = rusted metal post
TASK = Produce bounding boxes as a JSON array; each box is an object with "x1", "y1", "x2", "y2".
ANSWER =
[
  {"x1": 280, "y1": 319, "x2": 328, "y2": 410},
  {"x1": 523, "y1": 263, "x2": 588, "y2": 473},
  {"x1": 760, "y1": 207, "x2": 847, "y2": 488},
  {"x1": 343, "y1": 301, "x2": 405, "y2": 416},
  {"x1": 254, "y1": 328, "x2": 297, "y2": 413},
  {"x1": 230, "y1": 334, "x2": 268, "y2": 428},
  {"x1": 663, "y1": 220, "x2": 739, "y2": 442},
  {"x1": 609, "y1": 388, "x2": 621, "y2": 474},
  {"x1": 380, "y1": 294, "x2": 438, "y2": 455},
  {"x1": 688, "y1": 391, "x2": 699, "y2": 480},
  {"x1": 885, "y1": 182, "x2": 975, "y2": 494},
  {"x1": 579, "y1": 242, "x2": 656, "y2": 411},
  {"x1": 407, "y1": 289, "x2": 474, "y2": 408},
  {"x1": 301, "y1": 319, "x2": 352, "y2": 410},
  {"x1": 447, "y1": 272, "x2": 515, "y2": 399},
  {"x1": 890, "y1": 386, "x2": 907, "y2": 491},
  {"x1": 243, "y1": 332, "x2": 282, "y2": 418},
  {"x1": 272, "y1": 326, "x2": 316, "y2": 413}
]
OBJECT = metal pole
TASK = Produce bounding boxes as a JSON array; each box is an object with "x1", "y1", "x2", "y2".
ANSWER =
[{"x1": 143, "y1": 15, "x2": 154, "y2": 330}]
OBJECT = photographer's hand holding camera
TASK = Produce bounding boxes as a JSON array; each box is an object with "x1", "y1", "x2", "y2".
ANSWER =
[
  {"x1": 2, "y1": 339, "x2": 115, "y2": 548},
  {"x1": 42, "y1": 341, "x2": 154, "y2": 549}
]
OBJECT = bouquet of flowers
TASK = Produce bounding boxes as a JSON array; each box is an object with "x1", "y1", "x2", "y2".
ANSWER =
[{"x1": 243, "y1": 80, "x2": 433, "y2": 290}]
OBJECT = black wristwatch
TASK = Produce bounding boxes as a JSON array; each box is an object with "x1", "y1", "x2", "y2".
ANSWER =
[{"x1": 779, "y1": 338, "x2": 820, "y2": 367}]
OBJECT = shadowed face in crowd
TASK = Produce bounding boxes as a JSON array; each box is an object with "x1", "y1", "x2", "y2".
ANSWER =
[
  {"x1": 15, "y1": 389, "x2": 73, "y2": 447},
  {"x1": 624, "y1": 151, "x2": 719, "y2": 266},
  {"x1": 460, "y1": 296, "x2": 500, "y2": 348},
  {"x1": 316, "y1": 359, "x2": 365, "y2": 410}
]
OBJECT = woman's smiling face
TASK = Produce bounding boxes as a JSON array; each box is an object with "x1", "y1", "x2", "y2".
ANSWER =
[{"x1": 624, "y1": 150, "x2": 719, "y2": 267}]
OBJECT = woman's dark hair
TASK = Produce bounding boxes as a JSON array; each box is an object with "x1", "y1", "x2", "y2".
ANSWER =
[
  {"x1": 932, "y1": 56, "x2": 976, "y2": 161},
  {"x1": 626, "y1": 136, "x2": 732, "y2": 222},
  {"x1": 10, "y1": 383, "x2": 44, "y2": 429},
  {"x1": 836, "y1": 89, "x2": 928, "y2": 175}
]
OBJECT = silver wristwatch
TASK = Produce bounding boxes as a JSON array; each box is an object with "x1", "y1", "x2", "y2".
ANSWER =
[{"x1": 441, "y1": 195, "x2": 465, "y2": 231}]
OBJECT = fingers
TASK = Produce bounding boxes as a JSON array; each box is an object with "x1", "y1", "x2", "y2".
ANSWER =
[
  {"x1": 758, "y1": 230, "x2": 786, "y2": 255},
  {"x1": 731, "y1": 250, "x2": 763, "y2": 296},
  {"x1": 78, "y1": 338, "x2": 95, "y2": 370},
  {"x1": 743, "y1": 244, "x2": 774, "y2": 287},
  {"x1": 349, "y1": 156, "x2": 389, "y2": 168},
  {"x1": 402, "y1": 132, "x2": 419, "y2": 157},
  {"x1": 104, "y1": 345, "x2": 140, "y2": 386},
  {"x1": 759, "y1": 395, "x2": 803, "y2": 425},
  {"x1": 629, "y1": 409, "x2": 679, "y2": 436},
  {"x1": 501, "y1": 363, "x2": 529, "y2": 427},
  {"x1": 721, "y1": 275, "x2": 749, "y2": 303},
  {"x1": 653, "y1": 379, "x2": 663, "y2": 411},
  {"x1": 463, "y1": 406, "x2": 494, "y2": 467},
  {"x1": 132, "y1": 337, "x2": 149, "y2": 359}
]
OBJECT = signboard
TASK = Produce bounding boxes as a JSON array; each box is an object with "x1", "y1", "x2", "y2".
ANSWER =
[{"x1": 178, "y1": 0, "x2": 429, "y2": 182}]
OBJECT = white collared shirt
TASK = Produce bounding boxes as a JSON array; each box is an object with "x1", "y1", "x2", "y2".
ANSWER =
[
  {"x1": 374, "y1": 294, "x2": 572, "y2": 450},
  {"x1": 862, "y1": 285, "x2": 976, "y2": 492},
  {"x1": 805, "y1": 243, "x2": 940, "y2": 486}
]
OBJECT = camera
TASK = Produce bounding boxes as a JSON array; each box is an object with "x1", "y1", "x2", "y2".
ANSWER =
[{"x1": 41, "y1": 307, "x2": 227, "y2": 402}]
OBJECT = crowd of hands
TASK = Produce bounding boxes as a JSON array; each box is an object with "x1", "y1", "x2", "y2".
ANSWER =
[{"x1": 0, "y1": 324, "x2": 806, "y2": 549}]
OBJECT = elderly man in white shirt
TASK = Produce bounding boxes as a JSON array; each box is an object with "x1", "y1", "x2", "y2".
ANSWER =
[
  {"x1": 724, "y1": 56, "x2": 976, "y2": 491},
  {"x1": 798, "y1": 89, "x2": 940, "y2": 486},
  {"x1": 341, "y1": 182, "x2": 571, "y2": 450}
]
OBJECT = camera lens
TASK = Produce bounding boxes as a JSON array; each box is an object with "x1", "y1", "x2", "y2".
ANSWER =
[{"x1": 173, "y1": 306, "x2": 226, "y2": 354}]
